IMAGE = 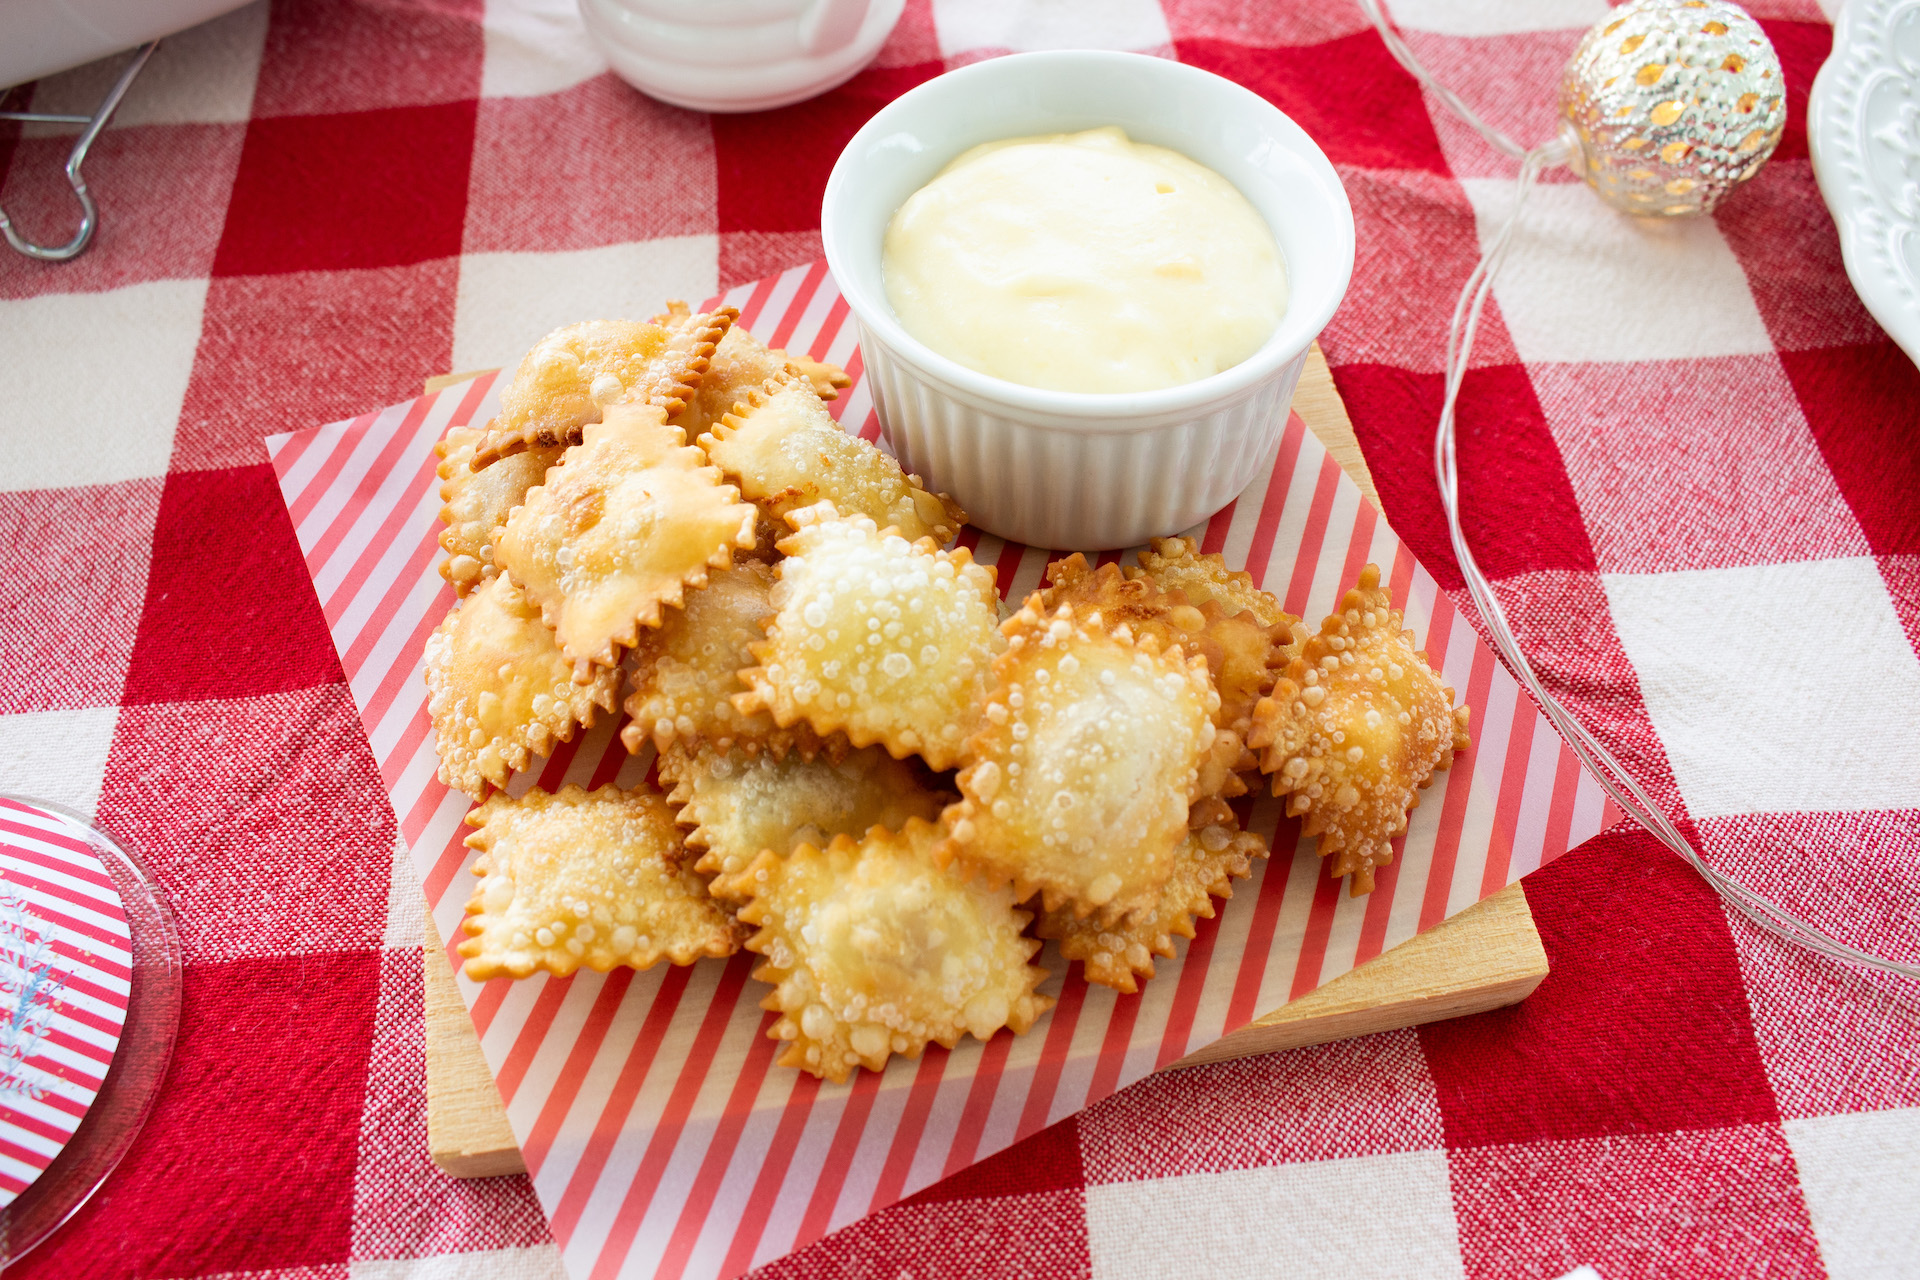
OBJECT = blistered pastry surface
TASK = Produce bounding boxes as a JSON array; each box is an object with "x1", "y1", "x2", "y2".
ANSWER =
[
  {"x1": 701, "y1": 379, "x2": 963, "y2": 544},
  {"x1": 663, "y1": 741, "x2": 950, "y2": 887},
  {"x1": 1038, "y1": 817, "x2": 1266, "y2": 993},
  {"x1": 435, "y1": 427, "x2": 566, "y2": 596},
  {"x1": 1248, "y1": 564, "x2": 1472, "y2": 894},
  {"x1": 459, "y1": 783, "x2": 741, "y2": 979},
  {"x1": 721, "y1": 818, "x2": 1049, "y2": 1082},
  {"x1": 621, "y1": 559, "x2": 792, "y2": 757},
  {"x1": 495, "y1": 404, "x2": 757, "y2": 671},
  {"x1": 473, "y1": 310, "x2": 734, "y2": 464},
  {"x1": 1040, "y1": 553, "x2": 1293, "y2": 743},
  {"x1": 424, "y1": 574, "x2": 619, "y2": 797},
  {"x1": 941, "y1": 599, "x2": 1217, "y2": 921},
  {"x1": 1130, "y1": 536, "x2": 1298, "y2": 630},
  {"x1": 737, "y1": 506, "x2": 1002, "y2": 770}
]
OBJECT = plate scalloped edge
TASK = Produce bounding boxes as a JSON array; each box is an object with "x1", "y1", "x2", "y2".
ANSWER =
[{"x1": 1810, "y1": 0, "x2": 1920, "y2": 367}]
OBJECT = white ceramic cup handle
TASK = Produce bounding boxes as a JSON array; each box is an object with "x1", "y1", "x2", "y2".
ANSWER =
[{"x1": 798, "y1": 0, "x2": 871, "y2": 56}]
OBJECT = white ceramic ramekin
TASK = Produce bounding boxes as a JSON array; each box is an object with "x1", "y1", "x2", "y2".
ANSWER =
[
  {"x1": 580, "y1": 0, "x2": 906, "y2": 114},
  {"x1": 821, "y1": 51, "x2": 1355, "y2": 550}
]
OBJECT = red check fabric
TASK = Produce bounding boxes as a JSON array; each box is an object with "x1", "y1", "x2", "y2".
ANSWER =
[{"x1": 1, "y1": 2, "x2": 1914, "y2": 1278}]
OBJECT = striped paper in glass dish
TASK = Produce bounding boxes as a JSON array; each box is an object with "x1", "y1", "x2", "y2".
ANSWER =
[{"x1": 0, "y1": 797, "x2": 133, "y2": 1208}]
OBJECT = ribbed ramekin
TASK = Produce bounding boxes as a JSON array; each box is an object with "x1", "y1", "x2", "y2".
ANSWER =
[{"x1": 820, "y1": 50, "x2": 1354, "y2": 550}]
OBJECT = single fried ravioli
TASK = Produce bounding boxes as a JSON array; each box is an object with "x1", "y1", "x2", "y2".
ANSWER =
[
  {"x1": 424, "y1": 574, "x2": 620, "y2": 798},
  {"x1": 495, "y1": 403, "x2": 757, "y2": 674},
  {"x1": 736, "y1": 504, "x2": 1003, "y2": 770},
  {"x1": 700, "y1": 378, "x2": 964, "y2": 544},
  {"x1": 662, "y1": 741, "x2": 951, "y2": 888},
  {"x1": 720, "y1": 818, "x2": 1050, "y2": 1082},
  {"x1": 940, "y1": 599, "x2": 1219, "y2": 922},
  {"x1": 473, "y1": 310, "x2": 735, "y2": 465},
  {"x1": 458, "y1": 783, "x2": 741, "y2": 979},
  {"x1": 1037, "y1": 815, "x2": 1266, "y2": 993},
  {"x1": 620, "y1": 559, "x2": 792, "y2": 756},
  {"x1": 1247, "y1": 564, "x2": 1472, "y2": 895},
  {"x1": 435, "y1": 426, "x2": 565, "y2": 596}
]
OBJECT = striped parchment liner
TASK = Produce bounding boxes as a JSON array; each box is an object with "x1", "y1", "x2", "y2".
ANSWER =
[{"x1": 269, "y1": 260, "x2": 1614, "y2": 1280}]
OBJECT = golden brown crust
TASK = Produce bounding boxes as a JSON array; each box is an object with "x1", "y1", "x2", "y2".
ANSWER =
[
  {"x1": 424, "y1": 574, "x2": 620, "y2": 798},
  {"x1": 618, "y1": 559, "x2": 799, "y2": 758},
  {"x1": 785, "y1": 353, "x2": 853, "y2": 402},
  {"x1": 700, "y1": 378, "x2": 964, "y2": 544},
  {"x1": 472, "y1": 309, "x2": 736, "y2": 466},
  {"x1": 719, "y1": 818, "x2": 1051, "y2": 1082},
  {"x1": 1128, "y1": 536, "x2": 1301, "y2": 632},
  {"x1": 1246, "y1": 564, "x2": 1473, "y2": 895},
  {"x1": 494, "y1": 403, "x2": 758, "y2": 676},
  {"x1": 458, "y1": 783, "x2": 742, "y2": 979},
  {"x1": 1196, "y1": 598, "x2": 1295, "y2": 742},
  {"x1": 1040, "y1": 554, "x2": 1293, "y2": 746},
  {"x1": 1037, "y1": 814, "x2": 1267, "y2": 993},
  {"x1": 734, "y1": 503, "x2": 1003, "y2": 771},
  {"x1": 651, "y1": 304, "x2": 850, "y2": 437},
  {"x1": 741, "y1": 510, "x2": 786, "y2": 562},
  {"x1": 660, "y1": 740, "x2": 951, "y2": 890},
  {"x1": 1036, "y1": 554, "x2": 1198, "y2": 652},
  {"x1": 937, "y1": 597, "x2": 1219, "y2": 924},
  {"x1": 435, "y1": 427, "x2": 568, "y2": 597}
]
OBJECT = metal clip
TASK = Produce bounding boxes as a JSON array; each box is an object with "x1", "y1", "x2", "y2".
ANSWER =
[{"x1": 0, "y1": 41, "x2": 158, "y2": 262}]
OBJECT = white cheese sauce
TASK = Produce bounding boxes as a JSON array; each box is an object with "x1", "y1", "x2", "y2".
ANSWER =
[{"x1": 882, "y1": 126, "x2": 1288, "y2": 394}]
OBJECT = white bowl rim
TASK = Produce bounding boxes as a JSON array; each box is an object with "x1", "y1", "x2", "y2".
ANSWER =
[{"x1": 821, "y1": 49, "x2": 1355, "y2": 423}]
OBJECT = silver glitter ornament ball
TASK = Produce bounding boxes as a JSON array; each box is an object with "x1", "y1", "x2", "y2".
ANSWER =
[{"x1": 1560, "y1": 0, "x2": 1786, "y2": 218}]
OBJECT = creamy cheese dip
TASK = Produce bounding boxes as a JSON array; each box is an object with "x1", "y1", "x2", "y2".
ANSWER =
[{"x1": 881, "y1": 126, "x2": 1288, "y2": 394}]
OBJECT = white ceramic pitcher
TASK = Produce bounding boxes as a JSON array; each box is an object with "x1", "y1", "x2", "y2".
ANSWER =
[{"x1": 579, "y1": 0, "x2": 906, "y2": 113}]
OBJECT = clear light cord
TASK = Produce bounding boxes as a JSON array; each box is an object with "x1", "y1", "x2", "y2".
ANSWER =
[
  {"x1": 1362, "y1": 0, "x2": 1920, "y2": 979},
  {"x1": 1355, "y1": 0, "x2": 1531, "y2": 161}
]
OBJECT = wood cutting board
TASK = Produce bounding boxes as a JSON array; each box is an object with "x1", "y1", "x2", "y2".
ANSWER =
[{"x1": 417, "y1": 342, "x2": 1550, "y2": 1178}]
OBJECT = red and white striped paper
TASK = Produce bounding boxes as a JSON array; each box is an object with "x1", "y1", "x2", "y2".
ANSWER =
[
  {"x1": 0, "y1": 798, "x2": 133, "y2": 1208},
  {"x1": 269, "y1": 261, "x2": 1614, "y2": 1280}
]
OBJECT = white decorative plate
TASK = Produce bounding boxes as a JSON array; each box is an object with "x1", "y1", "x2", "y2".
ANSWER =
[{"x1": 1809, "y1": 0, "x2": 1920, "y2": 365}]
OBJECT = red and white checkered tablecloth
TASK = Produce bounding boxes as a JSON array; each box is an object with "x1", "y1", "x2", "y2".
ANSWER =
[{"x1": 1, "y1": 2, "x2": 1914, "y2": 1278}]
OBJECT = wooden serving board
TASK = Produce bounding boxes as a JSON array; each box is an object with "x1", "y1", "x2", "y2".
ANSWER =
[{"x1": 418, "y1": 343, "x2": 1550, "y2": 1177}]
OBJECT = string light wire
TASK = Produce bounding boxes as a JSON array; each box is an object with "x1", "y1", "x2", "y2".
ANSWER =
[{"x1": 1358, "y1": 0, "x2": 1920, "y2": 980}]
